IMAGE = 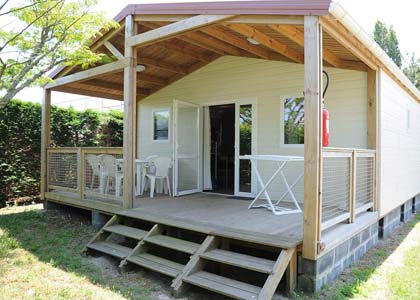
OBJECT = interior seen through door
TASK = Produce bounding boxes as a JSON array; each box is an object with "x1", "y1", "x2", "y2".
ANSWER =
[{"x1": 206, "y1": 104, "x2": 235, "y2": 194}]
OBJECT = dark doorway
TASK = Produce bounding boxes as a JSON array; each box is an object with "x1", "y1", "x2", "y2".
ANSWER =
[{"x1": 205, "y1": 104, "x2": 235, "y2": 195}]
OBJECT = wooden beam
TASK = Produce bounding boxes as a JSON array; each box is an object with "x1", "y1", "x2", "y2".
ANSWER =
[
  {"x1": 46, "y1": 59, "x2": 129, "y2": 89},
  {"x1": 139, "y1": 57, "x2": 188, "y2": 74},
  {"x1": 104, "y1": 41, "x2": 124, "y2": 59},
  {"x1": 202, "y1": 26, "x2": 283, "y2": 61},
  {"x1": 302, "y1": 16, "x2": 323, "y2": 260},
  {"x1": 135, "y1": 15, "x2": 304, "y2": 25},
  {"x1": 227, "y1": 23, "x2": 304, "y2": 63},
  {"x1": 40, "y1": 89, "x2": 51, "y2": 202},
  {"x1": 123, "y1": 15, "x2": 137, "y2": 209},
  {"x1": 127, "y1": 14, "x2": 235, "y2": 48},
  {"x1": 54, "y1": 86, "x2": 123, "y2": 100}
]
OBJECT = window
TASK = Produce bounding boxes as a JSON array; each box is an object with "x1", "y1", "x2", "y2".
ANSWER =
[
  {"x1": 153, "y1": 110, "x2": 169, "y2": 141},
  {"x1": 284, "y1": 97, "x2": 304, "y2": 145}
]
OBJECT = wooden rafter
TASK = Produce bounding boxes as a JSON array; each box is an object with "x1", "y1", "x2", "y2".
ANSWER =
[
  {"x1": 201, "y1": 26, "x2": 283, "y2": 61},
  {"x1": 127, "y1": 14, "x2": 235, "y2": 48},
  {"x1": 82, "y1": 79, "x2": 150, "y2": 96},
  {"x1": 227, "y1": 24, "x2": 304, "y2": 63},
  {"x1": 320, "y1": 16, "x2": 378, "y2": 71},
  {"x1": 138, "y1": 55, "x2": 220, "y2": 101},
  {"x1": 269, "y1": 24, "x2": 366, "y2": 71},
  {"x1": 144, "y1": 22, "x2": 246, "y2": 58},
  {"x1": 139, "y1": 57, "x2": 188, "y2": 74}
]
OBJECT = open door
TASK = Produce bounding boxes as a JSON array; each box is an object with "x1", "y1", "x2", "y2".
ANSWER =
[{"x1": 173, "y1": 100, "x2": 200, "y2": 196}]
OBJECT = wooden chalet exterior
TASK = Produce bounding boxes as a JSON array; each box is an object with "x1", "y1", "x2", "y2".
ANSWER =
[{"x1": 39, "y1": 1, "x2": 420, "y2": 297}]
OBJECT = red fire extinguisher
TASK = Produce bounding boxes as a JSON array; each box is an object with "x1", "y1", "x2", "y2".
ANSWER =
[{"x1": 322, "y1": 71, "x2": 330, "y2": 147}]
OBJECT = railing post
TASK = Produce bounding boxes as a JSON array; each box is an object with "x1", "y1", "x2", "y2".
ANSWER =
[
  {"x1": 78, "y1": 148, "x2": 84, "y2": 201},
  {"x1": 349, "y1": 151, "x2": 356, "y2": 223}
]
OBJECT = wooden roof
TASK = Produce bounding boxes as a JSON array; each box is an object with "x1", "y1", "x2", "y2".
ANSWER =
[{"x1": 50, "y1": 8, "x2": 372, "y2": 101}]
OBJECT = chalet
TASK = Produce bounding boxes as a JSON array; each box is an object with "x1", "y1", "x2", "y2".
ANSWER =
[{"x1": 41, "y1": 1, "x2": 420, "y2": 298}]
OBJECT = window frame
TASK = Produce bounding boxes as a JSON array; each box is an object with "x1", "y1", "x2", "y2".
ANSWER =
[
  {"x1": 152, "y1": 108, "x2": 170, "y2": 142},
  {"x1": 281, "y1": 96, "x2": 305, "y2": 148}
]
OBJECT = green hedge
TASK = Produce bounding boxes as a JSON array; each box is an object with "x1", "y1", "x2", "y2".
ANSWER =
[{"x1": 0, "y1": 100, "x2": 123, "y2": 206}]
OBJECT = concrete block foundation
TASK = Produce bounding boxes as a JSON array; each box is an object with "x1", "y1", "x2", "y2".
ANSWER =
[
  {"x1": 298, "y1": 196, "x2": 420, "y2": 293},
  {"x1": 91, "y1": 211, "x2": 111, "y2": 229}
]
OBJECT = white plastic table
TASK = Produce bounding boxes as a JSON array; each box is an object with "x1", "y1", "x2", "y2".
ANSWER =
[
  {"x1": 243, "y1": 155, "x2": 304, "y2": 216},
  {"x1": 116, "y1": 159, "x2": 148, "y2": 195}
]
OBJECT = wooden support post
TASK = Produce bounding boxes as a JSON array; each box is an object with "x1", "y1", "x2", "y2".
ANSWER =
[
  {"x1": 123, "y1": 15, "x2": 137, "y2": 209},
  {"x1": 302, "y1": 16, "x2": 323, "y2": 260},
  {"x1": 367, "y1": 69, "x2": 379, "y2": 212},
  {"x1": 286, "y1": 248, "x2": 297, "y2": 293},
  {"x1": 40, "y1": 89, "x2": 51, "y2": 202}
]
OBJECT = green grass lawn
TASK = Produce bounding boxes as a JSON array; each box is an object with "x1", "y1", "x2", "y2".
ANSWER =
[{"x1": 1, "y1": 204, "x2": 420, "y2": 300}]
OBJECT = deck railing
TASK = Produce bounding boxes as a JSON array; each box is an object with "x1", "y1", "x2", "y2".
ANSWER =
[
  {"x1": 321, "y1": 147, "x2": 376, "y2": 231},
  {"x1": 47, "y1": 147, "x2": 124, "y2": 205}
]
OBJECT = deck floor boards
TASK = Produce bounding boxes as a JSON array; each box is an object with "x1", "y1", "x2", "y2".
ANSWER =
[{"x1": 127, "y1": 193, "x2": 303, "y2": 248}]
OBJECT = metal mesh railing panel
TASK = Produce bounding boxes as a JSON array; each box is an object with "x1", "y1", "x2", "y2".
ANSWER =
[
  {"x1": 47, "y1": 151, "x2": 78, "y2": 190},
  {"x1": 84, "y1": 152, "x2": 123, "y2": 203},
  {"x1": 322, "y1": 156, "x2": 351, "y2": 223},
  {"x1": 355, "y1": 156, "x2": 375, "y2": 209}
]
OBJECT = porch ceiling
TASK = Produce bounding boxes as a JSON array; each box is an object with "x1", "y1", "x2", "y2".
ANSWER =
[{"x1": 50, "y1": 14, "x2": 367, "y2": 101}]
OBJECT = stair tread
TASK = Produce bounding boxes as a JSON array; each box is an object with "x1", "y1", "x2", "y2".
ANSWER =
[
  {"x1": 127, "y1": 252, "x2": 184, "y2": 278},
  {"x1": 87, "y1": 241, "x2": 131, "y2": 259},
  {"x1": 145, "y1": 235, "x2": 200, "y2": 254},
  {"x1": 184, "y1": 271, "x2": 261, "y2": 300},
  {"x1": 104, "y1": 224, "x2": 148, "y2": 240},
  {"x1": 201, "y1": 249, "x2": 275, "y2": 274}
]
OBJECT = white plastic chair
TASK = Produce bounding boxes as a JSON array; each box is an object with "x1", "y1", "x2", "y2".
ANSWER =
[
  {"x1": 100, "y1": 154, "x2": 123, "y2": 196},
  {"x1": 140, "y1": 155, "x2": 159, "y2": 195},
  {"x1": 142, "y1": 157, "x2": 172, "y2": 198},
  {"x1": 86, "y1": 154, "x2": 101, "y2": 189}
]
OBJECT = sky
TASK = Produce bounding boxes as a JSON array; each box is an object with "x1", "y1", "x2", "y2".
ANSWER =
[{"x1": 9, "y1": 0, "x2": 420, "y2": 109}]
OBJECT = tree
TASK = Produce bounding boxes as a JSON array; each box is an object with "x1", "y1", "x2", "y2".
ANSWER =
[
  {"x1": 373, "y1": 21, "x2": 402, "y2": 68},
  {"x1": 404, "y1": 54, "x2": 420, "y2": 90},
  {"x1": 0, "y1": 0, "x2": 118, "y2": 107}
]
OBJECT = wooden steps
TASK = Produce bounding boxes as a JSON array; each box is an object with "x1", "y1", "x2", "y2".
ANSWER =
[
  {"x1": 127, "y1": 253, "x2": 184, "y2": 278},
  {"x1": 103, "y1": 224, "x2": 148, "y2": 240},
  {"x1": 87, "y1": 241, "x2": 131, "y2": 259},
  {"x1": 84, "y1": 213, "x2": 298, "y2": 300},
  {"x1": 201, "y1": 249, "x2": 275, "y2": 274},
  {"x1": 144, "y1": 234, "x2": 200, "y2": 254},
  {"x1": 184, "y1": 271, "x2": 261, "y2": 300}
]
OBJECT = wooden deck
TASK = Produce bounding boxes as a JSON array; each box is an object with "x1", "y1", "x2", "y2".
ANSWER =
[{"x1": 122, "y1": 193, "x2": 304, "y2": 248}]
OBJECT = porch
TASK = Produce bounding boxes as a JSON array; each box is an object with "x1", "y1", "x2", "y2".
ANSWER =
[{"x1": 45, "y1": 146, "x2": 376, "y2": 250}]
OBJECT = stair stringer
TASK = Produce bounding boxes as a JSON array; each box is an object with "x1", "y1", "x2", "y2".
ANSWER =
[
  {"x1": 171, "y1": 235, "x2": 218, "y2": 296},
  {"x1": 82, "y1": 215, "x2": 120, "y2": 255}
]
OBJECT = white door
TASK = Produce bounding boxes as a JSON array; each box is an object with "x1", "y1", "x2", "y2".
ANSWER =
[
  {"x1": 173, "y1": 100, "x2": 200, "y2": 196},
  {"x1": 234, "y1": 102, "x2": 257, "y2": 197}
]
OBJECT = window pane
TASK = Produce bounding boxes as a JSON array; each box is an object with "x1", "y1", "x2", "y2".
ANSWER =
[
  {"x1": 239, "y1": 104, "x2": 252, "y2": 156},
  {"x1": 154, "y1": 110, "x2": 169, "y2": 140},
  {"x1": 284, "y1": 97, "x2": 304, "y2": 144}
]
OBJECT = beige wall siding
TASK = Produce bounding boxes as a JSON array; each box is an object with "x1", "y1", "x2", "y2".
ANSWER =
[
  {"x1": 379, "y1": 70, "x2": 420, "y2": 216},
  {"x1": 137, "y1": 56, "x2": 367, "y2": 201}
]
